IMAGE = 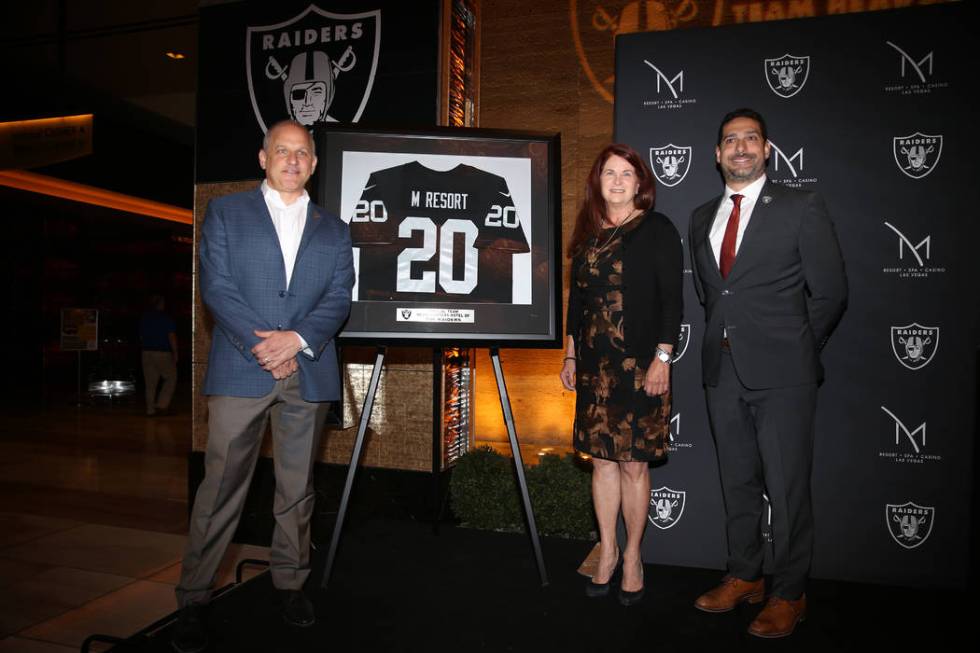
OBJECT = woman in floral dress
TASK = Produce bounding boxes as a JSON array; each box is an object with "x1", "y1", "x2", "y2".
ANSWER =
[{"x1": 560, "y1": 144, "x2": 683, "y2": 606}]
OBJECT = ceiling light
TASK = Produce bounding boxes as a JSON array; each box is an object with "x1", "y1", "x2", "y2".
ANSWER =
[{"x1": 165, "y1": 51, "x2": 186, "y2": 60}]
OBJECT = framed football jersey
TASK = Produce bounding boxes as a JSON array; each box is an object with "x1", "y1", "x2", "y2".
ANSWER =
[{"x1": 315, "y1": 125, "x2": 562, "y2": 347}]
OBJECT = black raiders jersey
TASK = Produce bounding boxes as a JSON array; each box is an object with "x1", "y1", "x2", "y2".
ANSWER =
[{"x1": 349, "y1": 161, "x2": 530, "y2": 303}]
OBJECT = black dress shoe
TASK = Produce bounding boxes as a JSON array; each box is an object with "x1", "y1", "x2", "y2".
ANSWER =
[
  {"x1": 618, "y1": 585, "x2": 645, "y2": 607},
  {"x1": 585, "y1": 552, "x2": 620, "y2": 598},
  {"x1": 171, "y1": 604, "x2": 208, "y2": 653},
  {"x1": 585, "y1": 578, "x2": 612, "y2": 598},
  {"x1": 617, "y1": 559, "x2": 645, "y2": 606},
  {"x1": 281, "y1": 589, "x2": 315, "y2": 627}
]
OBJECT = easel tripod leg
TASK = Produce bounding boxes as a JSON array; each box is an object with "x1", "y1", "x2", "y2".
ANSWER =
[
  {"x1": 490, "y1": 348, "x2": 549, "y2": 587},
  {"x1": 320, "y1": 347, "x2": 386, "y2": 588}
]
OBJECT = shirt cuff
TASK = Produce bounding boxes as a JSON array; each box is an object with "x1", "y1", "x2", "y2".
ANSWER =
[{"x1": 296, "y1": 334, "x2": 314, "y2": 359}]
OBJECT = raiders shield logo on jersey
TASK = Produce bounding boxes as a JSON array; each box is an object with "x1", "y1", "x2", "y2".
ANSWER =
[{"x1": 246, "y1": 5, "x2": 381, "y2": 132}]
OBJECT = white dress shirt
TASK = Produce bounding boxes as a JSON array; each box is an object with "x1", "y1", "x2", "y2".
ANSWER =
[
  {"x1": 708, "y1": 174, "x2": 768, "y2": 266},
  {"x1": 262, "y1": 181, "x2": 309, "y2": 287},
  {"x1": 261, "y1": 181, "x2": 312, "y2": 356}
]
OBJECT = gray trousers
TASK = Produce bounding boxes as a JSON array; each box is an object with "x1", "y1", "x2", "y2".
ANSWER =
[
  {"x1": 176, "y1": 375, "x2": 329, "y2": 607},
  {"x1": 705, "y1": 351, "x2": 817, "y2": 600},
  {"x1": 142, "y1": 350, "x2": 177, "y2": 413}
]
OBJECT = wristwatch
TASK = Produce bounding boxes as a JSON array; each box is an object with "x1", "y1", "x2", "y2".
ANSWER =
[{"x1": 655, "y1": 348, "x2": 672, "y2": 364}]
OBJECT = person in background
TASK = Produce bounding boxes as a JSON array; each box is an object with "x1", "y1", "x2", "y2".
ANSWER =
[
  {"x1": 560, "y1": 143, "x2": 683, "y2": 607},
  {"x1": 139, "y1": 294, "x2": 177, "y2": 416}
]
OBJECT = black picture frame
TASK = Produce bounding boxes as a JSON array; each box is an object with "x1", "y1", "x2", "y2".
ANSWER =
[{"x1": 314, "y1": 125, "x2": 563, "y2": 348}]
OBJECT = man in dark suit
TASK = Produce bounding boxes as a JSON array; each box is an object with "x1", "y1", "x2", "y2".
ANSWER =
[
  {"x1": 172, "y1": 120, "x2": 353, "y2": 653},
  {"x1": 689, "y1": 108, "x2": 847, "y2": 638}
]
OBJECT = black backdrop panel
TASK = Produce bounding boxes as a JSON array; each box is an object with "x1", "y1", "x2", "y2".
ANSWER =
[
  {"x1": 196, "y1": 0, "x2": 440, "y2": 183},
  {"x1": 615, "y1": 3, "x2": 974, "y2": 588}
]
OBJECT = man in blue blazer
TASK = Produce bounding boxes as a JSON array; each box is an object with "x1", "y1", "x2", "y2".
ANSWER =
[
  {"x1": 173, "y1": 120, "x2": 353, "y2": 652},
  {"x1": 689, "y1": 109, "x2": 847, "y2": 638}
]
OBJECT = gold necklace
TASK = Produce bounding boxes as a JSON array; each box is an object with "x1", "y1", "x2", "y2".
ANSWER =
[{"x1": 595, "y1": 209, "x2": 639, "y2": 253}]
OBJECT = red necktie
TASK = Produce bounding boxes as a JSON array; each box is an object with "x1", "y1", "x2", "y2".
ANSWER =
[{"x1": 719, "y1": 194, "x2": 743, "y2": 279}]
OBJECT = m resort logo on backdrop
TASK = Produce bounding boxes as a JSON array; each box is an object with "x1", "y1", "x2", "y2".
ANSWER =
[
  {"x1": 570, "y1": 0, "x2": 702, "y2": 104},
  {"x1": 879, "y1": 406, "x2": 941, "y2": 465},
  {"x1": 246, "y1": 5, "x2": 381, "y2": 132},
  {"x1": 887, "y1": 502, "x2": 934, "y2": 549},
  {"x1": 641, "y1": 59, "x2": 696, "y2": 109},
  {"x1": 649, "y1": 145, "x2": 691, "y2": 187},
  {"x1": 767, "y1": 141, "x2": 816, "y2": 188},
  {"x1": 893, "y1": 133, "x2": 942, "y2": 179},
  {"x1": 883, "y1": 41, "x2": 948, "y2": 96},
  {"x1": 882, "y1": 221, "x2": 945, "y2": 279},
  {"x1": 649, "y1": 487, "x2": 686, "y2": 529},
  {"x1": 891, "y1": 323, "x2": 939, "y2": 370},
  {"x1": 764, "y1": 54, "x2": 810, "y2": 98},
  {"x1": 667, "y1": 413, "x2": 691, "y2": 452}
]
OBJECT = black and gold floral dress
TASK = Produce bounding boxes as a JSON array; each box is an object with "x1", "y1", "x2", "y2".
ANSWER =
[{"x1": 569, "y1": 214, "x2": 674, "y2": 462}]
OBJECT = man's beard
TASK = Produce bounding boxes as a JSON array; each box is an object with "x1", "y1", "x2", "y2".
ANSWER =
[{"x1": 722, "y1": 156, "x2": 764, "y2": 183}]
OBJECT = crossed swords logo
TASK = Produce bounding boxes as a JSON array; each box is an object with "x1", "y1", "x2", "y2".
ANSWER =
[{"x1": 264, "y1": 44, "x2": 357, "y2": 82}]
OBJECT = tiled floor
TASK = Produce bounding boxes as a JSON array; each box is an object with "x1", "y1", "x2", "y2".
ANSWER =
[{"x1": 0, "y1": 397, "x2": 268, "y2": 651}]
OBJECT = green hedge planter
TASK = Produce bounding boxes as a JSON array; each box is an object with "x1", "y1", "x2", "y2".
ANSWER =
[{"x1": 449, "y1": 446, "x2": 596, "y2": 540}]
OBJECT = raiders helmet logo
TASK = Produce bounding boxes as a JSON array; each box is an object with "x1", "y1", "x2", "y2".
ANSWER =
[
  {"x1": 893, "y1": 132, "x2": 943, "y2": 179},
  {"x1": 648, "y1": 487, "x2": 686, "y2": 530},
  {"x1": 764, "y1": 54, "x2": 810, "y2": 99},
  {"x1": 886, "y1": 502, "x2": 934, "y2": 549},
  {"x1": 649, "y1": 145, "x2": 692, "y2": 188},
  {"x1": 890, "y1": 323, "x2": 939, "y2": 370},
  {"x1": 246, "y1": 5, "x2": 381, "y2": 132}
]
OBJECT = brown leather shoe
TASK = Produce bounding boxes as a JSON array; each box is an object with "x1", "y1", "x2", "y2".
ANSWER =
[
  {"x1": 694, "y1": 575, "x2": 765, "y2": 613},
  {"x1": 748, "y1": 594, "x2": 807, "y2": 638}
]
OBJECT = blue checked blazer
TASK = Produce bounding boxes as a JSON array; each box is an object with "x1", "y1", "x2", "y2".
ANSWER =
[{"x1": 199, "y1": 187, "x2": 354, "y2": 401}]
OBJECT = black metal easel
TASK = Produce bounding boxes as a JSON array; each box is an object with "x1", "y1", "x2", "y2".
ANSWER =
[{"x1": 320, "y1": 345, "x2": 549, "y2": 588}]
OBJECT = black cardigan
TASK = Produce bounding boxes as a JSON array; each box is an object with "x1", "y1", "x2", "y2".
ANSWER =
[{"x1": 566, "y1": 211, "x2": 683, "y2": 357}]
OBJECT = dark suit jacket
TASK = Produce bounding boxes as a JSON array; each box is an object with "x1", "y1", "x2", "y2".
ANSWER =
[
  {"x1": 689, "y1": 181, "x2": 847, "y2": 389},
  {"x1": 567, "y1": 211, "x2": 684, "y2": 358},
  {"x1": 199, "y1": 187, "x2": 354, "y2": 402}
]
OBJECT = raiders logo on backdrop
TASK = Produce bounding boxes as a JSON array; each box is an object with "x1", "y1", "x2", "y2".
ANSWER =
[
  {"x1": 886, "y1": 502, "x2": 934, "y2": 549},
  {"x1": 246, "y1": 5, "x2": 381, "y2": 132},
  {"x1": 648, "y1": 487, "x2": 685, "y2": 530},
  {"x1": 764, "y1": 54, "x2": 810, "y2": 98},
  {"x1": 893, "y1": 132, "x2": 943, "y2": 179},
  {"x1": 649, "y1": 145, "x2": 691, "y2": 187},
  {"x1": 672, "y1": 323, "x2": 690, "y2": 362},
  {"x1": 891, "y1": 323, "x2": 939, "y2": 370}
]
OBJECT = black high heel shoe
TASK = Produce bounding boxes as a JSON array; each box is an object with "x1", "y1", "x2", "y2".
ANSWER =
[
  {"x1": 585, "y1": 548, "x2": 621, "y2": 598},
  {"x1": 617, "y1": 559, "x2": 645, "y2": 606}
]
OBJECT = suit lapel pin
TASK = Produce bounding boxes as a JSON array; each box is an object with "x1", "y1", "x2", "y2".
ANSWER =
[{"x1": 762, "y1": 195, "x2": 773, "y2": 204}]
